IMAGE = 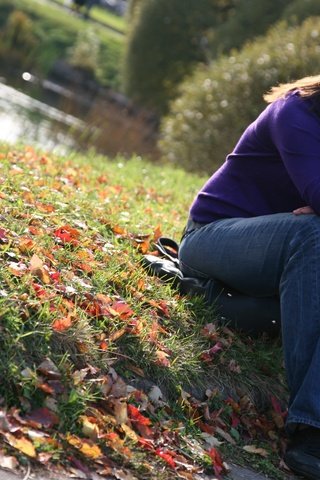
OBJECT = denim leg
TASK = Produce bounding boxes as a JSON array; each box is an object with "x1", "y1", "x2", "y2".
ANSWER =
[{"x1": 179, "y1": 213, "x2": 320, "y2": 429}]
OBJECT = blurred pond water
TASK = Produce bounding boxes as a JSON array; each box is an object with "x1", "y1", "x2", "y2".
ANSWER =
[{"x1": 0, "y1": 80, "x2": 85, "y2": 155}]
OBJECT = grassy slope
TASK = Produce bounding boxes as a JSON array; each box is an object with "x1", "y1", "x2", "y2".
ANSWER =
[
  {"x1": 49, "y1": 0, "x2": 127, "y2": 33},
  {"x1": 0, "y1": 144, "x2": 289, "y2": 479},
  {"x1": 0, "y1": 0, "x2": 124, "y2": 88}
]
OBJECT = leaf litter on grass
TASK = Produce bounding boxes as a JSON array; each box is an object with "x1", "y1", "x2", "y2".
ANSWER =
[{"x1": 0, "y1": 146, "x2": 289, "y2": 479}]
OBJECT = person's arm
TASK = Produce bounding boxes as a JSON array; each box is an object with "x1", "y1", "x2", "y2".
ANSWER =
[{"x1": 271, "y1": 95, "x2": 320, "y2": 215}]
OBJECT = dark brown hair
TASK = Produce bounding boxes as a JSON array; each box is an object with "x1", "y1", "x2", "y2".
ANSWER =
[{"x1": 264, "y1": 75, "x2": 320, "y2": 103}]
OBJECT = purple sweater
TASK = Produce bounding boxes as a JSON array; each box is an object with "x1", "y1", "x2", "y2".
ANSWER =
[{"x1": 190, "y1": 91, "x2": 320, "y2": 223}]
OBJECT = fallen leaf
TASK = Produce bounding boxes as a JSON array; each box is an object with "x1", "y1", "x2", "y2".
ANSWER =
[
  {"x1": 52, "y1": 315, "x2": 73, "y2": 332},
  {"x1": 5, "y1": 434, "x2": 36, "y2": 458},
  {"x1": 25, "y1": 407, "x2": 59, "y2": 428},
  {"x1": 155, "y1": 350, "x2": 171, "y2": 367},
  {"x1": 29, "y1": 254, "x2": 51, "y2": 284},
  {"x1": 243, "y1": 445, "x2": 269, "y2": 457},
  {"x1": 0, "y1": 454, "x2": 18, "y2": 470},
  {"x1": 67, "y1": 434, "x2": 102, "y2": 459}
]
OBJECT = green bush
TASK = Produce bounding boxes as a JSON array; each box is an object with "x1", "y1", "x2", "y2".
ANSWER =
[
  {"x1": 0, "y1": 10, "x2": 37, "y2": 68},
  {"x1": 123, "y1": 0, "x2": 221, "y2": 115},
  {"x1": 0, "y1": 0, "x2": 123, "y2": 88},
  {"x1": 282, "y1": 0, "x2": 320, "y2": 24},
  {"x1": 209, "y1": 0, "x2": 292, "y2": 57},
  {"x1": 159, "y1": 16, "x2": 320, "y2": 173}
]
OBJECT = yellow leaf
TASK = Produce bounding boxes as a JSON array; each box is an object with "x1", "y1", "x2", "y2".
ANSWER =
[
  {"x1": 66, "y1": 434, "x2": 102, "y2": 459},
  {"x1": 121, "y1": 424, "x2": 138, "y2": 443},
  {"x1": 81, "y1": 416, "x2": 99, "y2": 440},
  {"x1": 6, "y1": 434, "x2": 36, "y2": 458}
]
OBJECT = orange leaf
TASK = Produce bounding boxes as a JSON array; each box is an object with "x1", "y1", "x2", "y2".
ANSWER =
[
  {"x1": 155, "y1": 350, "x2": 171, "y2": 367},
  {"x1": 52, "y1": 315, "x2": 72, "y2": 332},
  {"x1": 66, "y1": 434, "x2": 102, "y2": 459}
]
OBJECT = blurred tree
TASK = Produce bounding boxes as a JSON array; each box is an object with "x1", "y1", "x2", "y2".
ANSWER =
[
  {"x1": 123, "y1": 0, "x2": 235, "y2": 115},
  {"x1": 209, "y1": 0, "x2": 292, "y2": 56},
  {"x1": 160, "y1": 17, "x2": 320, "y2": 173},
  {"x1": 0, "y1": 10, "x2": 37, "y2": 68},
  {"x1": 68, "y1": 28, "x2": 101, "y2": 78},
  {"x1": 282, "y1": 0, "x2": 320, "y2": 24}
]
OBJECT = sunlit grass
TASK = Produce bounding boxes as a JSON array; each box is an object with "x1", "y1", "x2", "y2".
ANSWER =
[{"x1": 0, "y1": 144, "x2": 288, "y2": 479}]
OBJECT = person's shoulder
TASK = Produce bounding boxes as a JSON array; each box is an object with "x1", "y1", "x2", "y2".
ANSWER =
[{"x1": 272, "y1": 91, "x2": 317, "y2": 124}]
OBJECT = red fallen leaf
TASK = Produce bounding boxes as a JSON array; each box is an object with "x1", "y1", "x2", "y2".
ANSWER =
[
  {"x1": 137, "y1": 437, "x2": 154, "y2": 450},
  {"x1": 201, "y1": 323, "x2": 219, "y2": 340},
  {"x1": 209, "y1": 342, "x2": 223, "y2": 355},
  {"x1": 207, "y1": 447, "x2": 224, "y2": 478},
  {"x1": 155, "y1": 448, "x2": 176, "y2": 468},
  {"x1": 231, "y1": 412, "x2": 240, "y2": 428},
  {"x1": 25, "y1": 407, "x2": 59, "y2": 428},
  {"x1": 54, "y1": 225, "x2": 80, "y2": 245},
  {"x1": 127, "y1": 404, "x2": 153, "y2": 437},
  {"x1": 52, "y1": 315, "x2": 73, "y2": 332},
  {"x1": 99, "y1": 340, "x2": 108, "y2": 350},
  {"x1": 32, "y1": 282, "x2": 47, "y2": 297},
  {"x1": 110, "y1": 301, "x2": 134, "y2": 319},
  {"x1": 197, "y1": 421, "x2": 215, "y2": 435},
  {"x1": 0, "y1": 228, "x2": 8, "y2": 243},
  {"x1": 201, "y1": 342, "x2": 223, "y2": 363},
  {"x1": 49, "y1": 271, "x2": 60, "y2": 282},
  {"x1": 271, "y1": 396, "x2": 286, "y2": 417},
  {"x1": 127, "y1": 405, "x2": 151, "y2": 426}
]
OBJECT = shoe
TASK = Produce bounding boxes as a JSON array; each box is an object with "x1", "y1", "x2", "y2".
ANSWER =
[{"x1": 284, "y1": 427, "x2": 320, "y2": 479}]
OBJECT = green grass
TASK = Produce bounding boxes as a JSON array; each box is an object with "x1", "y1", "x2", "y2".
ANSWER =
[
  {"x1": 48, "y1": 0, "x2": 126, "y2": 33},
  {"x1": 90, "y1": 7, "x2": 126, "y2": 33},
  {"x1": 0, "y1": 144, "x2": 289, "y2": 479},
  {"x1": 0, "y1": 0, "x2": 124, "y2": 88}
]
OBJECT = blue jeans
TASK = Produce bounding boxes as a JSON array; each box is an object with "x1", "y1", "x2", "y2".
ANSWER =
[{"x1": 179, "y1": 212, "x2": 320, "y2": 429}]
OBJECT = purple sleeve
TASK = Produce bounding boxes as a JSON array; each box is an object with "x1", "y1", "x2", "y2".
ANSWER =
[{"x1": 271, "y1": 96, "x2": 320, "y2": 215}]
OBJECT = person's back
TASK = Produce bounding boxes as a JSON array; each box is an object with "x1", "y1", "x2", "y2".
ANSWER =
[
  {"x1": 190, "y1": 92, "x2": 320, "y2": 223},
  {"x1": 179, "y1": 75, "x2": 320, "y2": 480}
]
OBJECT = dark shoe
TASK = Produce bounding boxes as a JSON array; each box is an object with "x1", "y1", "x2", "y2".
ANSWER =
[
  {"x1": 284, "y1": 427, "x2": 320, "y2": 479},
  {"x1": 141, "y1": 254, "x2": 183, "y2": 288}
]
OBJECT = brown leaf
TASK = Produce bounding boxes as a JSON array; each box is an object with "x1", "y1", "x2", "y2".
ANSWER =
[
  {"x1": 37, "y1": 358, "x2": 61, "y2": 379},
  {"x1": 25, "y1": 407, "x2": 59, "y2": 428},
  {"x1": 155, "y1": 350, "x2": 171, "y2": 367},
  {"x1": 113, "y1": 399, "x2": 128, "y2": 425},
  {"x1": 29, "y1": 254, "x2": 51, "y2": 284}
]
